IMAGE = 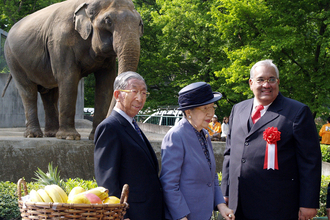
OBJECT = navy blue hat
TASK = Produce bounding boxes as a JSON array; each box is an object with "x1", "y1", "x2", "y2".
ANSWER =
[{"x1": 178, "y1": 82, "x2": 222, "y2": 111}]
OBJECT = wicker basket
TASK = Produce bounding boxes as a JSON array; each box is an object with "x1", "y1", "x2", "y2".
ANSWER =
[{"x1": 17, "y1": 178, "x2": 129, "y2": 220}]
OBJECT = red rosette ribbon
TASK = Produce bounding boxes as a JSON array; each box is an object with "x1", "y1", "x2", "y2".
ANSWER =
[{"x1": 263, "y1": 127, "x2": 281, "y2": 170}]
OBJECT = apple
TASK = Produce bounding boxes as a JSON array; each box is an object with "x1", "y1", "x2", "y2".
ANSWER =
[{"x1": 84, "y1": 193, "x2": 102, "y2": 204}]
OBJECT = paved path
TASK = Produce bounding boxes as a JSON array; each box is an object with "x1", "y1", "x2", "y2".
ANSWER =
[{"x1": 0, "y1": 119, "x2": 165, "y2": 141}]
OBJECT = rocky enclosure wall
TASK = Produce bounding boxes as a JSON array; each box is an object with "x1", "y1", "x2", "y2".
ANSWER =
[
  {"x1": 0, "y1": 138, "x2": 226, "y2": 182},
  {"x1": 1, "y1": 138, "x2": 329, "y2": 183}
]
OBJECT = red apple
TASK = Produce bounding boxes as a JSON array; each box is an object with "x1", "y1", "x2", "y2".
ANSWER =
[{"x1": 84, "y1": 193, "x2": 102, "y2": 204}]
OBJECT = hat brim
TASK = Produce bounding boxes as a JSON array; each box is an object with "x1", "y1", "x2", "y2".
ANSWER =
[{"x1": 178, "y1": 92, "x2": 222, "y2": 111}]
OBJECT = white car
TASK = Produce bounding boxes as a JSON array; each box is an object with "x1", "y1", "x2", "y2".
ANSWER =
[{"x1": 142, "y1": 109, "x2": 183, "y2": 126}]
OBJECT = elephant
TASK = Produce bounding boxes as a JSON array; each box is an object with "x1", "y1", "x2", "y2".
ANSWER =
[{"x1": 3, "y1": 0, "x2": 143, "y2": 140}]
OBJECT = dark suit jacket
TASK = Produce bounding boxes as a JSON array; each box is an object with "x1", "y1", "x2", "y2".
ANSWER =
[
  {"x1": 94, "y1": 110, "x2": 164, "y2": 220},
  {"x1": 221, "y1": 93, "x2": 321, "y2": 220}
]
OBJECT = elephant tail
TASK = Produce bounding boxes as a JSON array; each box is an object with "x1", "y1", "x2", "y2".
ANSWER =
[{"x1": 1, "y1": 74, "x2": 12, "y2": 97}]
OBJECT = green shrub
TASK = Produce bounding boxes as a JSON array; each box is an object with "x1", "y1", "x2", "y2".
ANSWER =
[
  {"x1": 64, "y1": 178, "x2": 98, "y2": 194},
  {"x1": 321, "y1": 144, "x2": 330, "y2": 163},
  {"x1": 318, "y1": 175, "x2": 330, "y2": 217},
  {"x1": 0, "y1": 181, "x2": 20, "y2": 220}
]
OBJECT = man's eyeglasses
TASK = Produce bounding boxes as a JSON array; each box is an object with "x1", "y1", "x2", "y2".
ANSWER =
[
  {"x1": 118, "y1": 89, "x2": 150, "y2": 98},
  {"x1": 195, "y1": 105, "x2": 217, "y2": 114},
  {"x1": 253, "y1": 77, "x2": 278, "y2": 85}
]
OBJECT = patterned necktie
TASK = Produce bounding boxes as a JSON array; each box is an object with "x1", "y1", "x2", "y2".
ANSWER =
[
  {"x1": 132, "y1": 119, "x2": 144, "y2": 141},
  {"x1": 251, "y1": 105, "x2": 264, "y2": 124}
]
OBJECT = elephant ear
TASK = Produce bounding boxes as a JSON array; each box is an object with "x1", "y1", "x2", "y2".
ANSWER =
[{"x1": 74, "y1": 3, "x2": 92, "y2": 40}]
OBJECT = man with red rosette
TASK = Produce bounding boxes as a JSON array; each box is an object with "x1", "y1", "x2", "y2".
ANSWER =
[{"x1": 221, "y1": 59, "x2": 321, "y2": 220}]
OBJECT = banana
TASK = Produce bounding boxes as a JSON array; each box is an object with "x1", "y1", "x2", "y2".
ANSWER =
[
  {"x1": 30, "y1": 189, "x2": 44, "y2": 202},
  {"x1": 37, "y1": 189, "x2": 53, "y2": 203},
  {"x1": 82, "y1": 187, "x2": 109, "y2": 201},
  {"x1": 44, "y1": 185, "x2": 63, "y2": 203},
  {"x1": 51, "y1": 184, "x2": 68, "y2": 203}
]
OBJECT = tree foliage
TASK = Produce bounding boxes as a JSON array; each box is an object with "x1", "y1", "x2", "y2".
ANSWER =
[
  {"x1": 210, "y1": 0, "x2": 330, "y2": 117},
  {"x1": 135, "y1": 0, "x2": 330, "y2": 118},
  {"x1": 0, "y1": 0, "x2": 63, "y2": 31},
  {"x1": 1, "y1": 0, "x2": 329, "y2": 118}
]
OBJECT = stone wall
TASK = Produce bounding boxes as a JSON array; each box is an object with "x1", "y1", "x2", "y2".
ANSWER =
[
  {"x1": 0, "y1": 138, "x2": 226, "y2": 182},
  {"x1": 0, "y1": 73, "x2": 84, "y2": 128},
  {"x1": 1, "y1": 138, "x2": 329, "y2": 183}
]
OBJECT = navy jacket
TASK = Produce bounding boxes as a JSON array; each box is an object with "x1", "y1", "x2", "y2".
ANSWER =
[
  {"x1": 94, "y1": 110, "x2": 164, "y2": 220},
  {"x1": 221, "y1": 93, "x2": 321, "y2": 219}
]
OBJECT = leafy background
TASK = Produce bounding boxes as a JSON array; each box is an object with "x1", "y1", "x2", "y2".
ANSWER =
[{"x1": 0, "y1": 0, "x2": 329, "y2": 119}]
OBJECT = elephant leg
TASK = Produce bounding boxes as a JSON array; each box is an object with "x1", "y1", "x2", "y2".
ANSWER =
[
  {"x1": 16, "y1": 80, "x2": 43, "y2": 137},
  {"x1": 90, "y1": 64, "x2": 116, "y2": 140},
  {"x1": 39, "y1": 86, "x2": 59, "y2": 137},
  {"x1": 6, "y1": 54, "x2": 43, "y2": 138},
  {"x1": 22, "y1": 89, "x2": 43, "y2": 138},
  {"x1": 56, "y1": 78, "x2": 81, "y2": 140}
]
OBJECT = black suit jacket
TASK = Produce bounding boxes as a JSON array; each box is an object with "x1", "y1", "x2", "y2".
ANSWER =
[
  {"x1": 94, "y1": 110, "x2": 164, "y2": 220},
  {"x1": 221, "y1": 93, "x2": 321, "y2": 220}
]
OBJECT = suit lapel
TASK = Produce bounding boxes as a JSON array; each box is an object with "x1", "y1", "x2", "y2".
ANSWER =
[
  {"x1": 112, "y1": 111, "x2": 158, "y2": 171},
  {"x1": 238, "y1": 99, "x2": 253, "y2": 136}
]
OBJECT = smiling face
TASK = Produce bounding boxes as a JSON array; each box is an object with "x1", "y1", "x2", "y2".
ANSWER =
[
  {"x1": 249, "y1": 65, "x2": 280, "y2": 106},
  {"x1": 185, "y1": 103, "x2": 215, "y2": 132},
  {"x1": 114, "y1": 78, "x2": 147, "y2": 117}
]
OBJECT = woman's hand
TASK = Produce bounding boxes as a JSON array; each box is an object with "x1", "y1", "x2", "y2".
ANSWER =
[
  {"x1": 180, "y1": 217, "x2": 188, "y2": 220},
  {"x1": 217, "y1": 203, "x2": 235, "y2": 220}
]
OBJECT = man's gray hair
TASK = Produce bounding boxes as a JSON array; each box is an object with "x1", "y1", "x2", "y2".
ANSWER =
[
  {"x1": 250, "y1": 59, "x2": 279, "y2": 79},
  {"x1": 114, "y1": 71, "x2": 146, "y2": 90}
]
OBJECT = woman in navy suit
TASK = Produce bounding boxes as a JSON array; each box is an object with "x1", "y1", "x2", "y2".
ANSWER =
[{"x1": 160, "y1": 82, "x2": 234, "y2": 220}]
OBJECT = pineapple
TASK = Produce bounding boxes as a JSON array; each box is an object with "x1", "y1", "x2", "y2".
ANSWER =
[{"x1": 33, "y1": 162, "x2": 66, "y2": 192}]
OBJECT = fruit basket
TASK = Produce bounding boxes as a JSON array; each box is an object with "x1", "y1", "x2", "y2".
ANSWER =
[{"x1": 17, "y1": 178, "x2": 129, "y2": 220}]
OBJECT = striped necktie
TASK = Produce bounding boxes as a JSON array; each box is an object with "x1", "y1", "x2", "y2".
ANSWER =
[
  {"x1": 132, "y1": 119, "x2": 144, "y2": 141},
  {"x1": 251, "y1": 105, "x2": 264, "y2": 124}
]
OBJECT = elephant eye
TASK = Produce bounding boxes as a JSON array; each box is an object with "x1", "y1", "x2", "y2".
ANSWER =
[{"x1": 104, "y1": 17, "x2": 112, "y2": 25}]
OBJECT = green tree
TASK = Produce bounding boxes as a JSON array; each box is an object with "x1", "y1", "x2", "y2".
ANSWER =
[
  {"x1": 84, "y1": 74, "x2": 95, "y2": 107},
  {"x1": 210, "y1": 0, "x2": 330, "y2": 117},
  {"x1": 136, "y1": 0, "x2": 232, "y2": 116},
  {"x1": 136, "y1": 0, "x2": 330, "y2": 118},
  {"x1": 0, "y1": 0, "x2": 63, "y2": 31},
  {"x1": 0, "y1": 1, "x2": 64, "y2": 73}
]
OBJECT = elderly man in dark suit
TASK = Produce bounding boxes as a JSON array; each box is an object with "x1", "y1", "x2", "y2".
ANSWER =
[
  {"x1": 221, "y1": 59, "x2": 321, "y2": 220},
  {"x1": 94, "y1": 71, "x2": 164, "y2": 220}
]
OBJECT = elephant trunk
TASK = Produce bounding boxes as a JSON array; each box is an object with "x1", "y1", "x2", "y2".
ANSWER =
[
  {"x1": 107, "y1": 32, "x2": 141, "y2": 118},
  {"x1": 115, "y1": 33, "x2": 141, "y2": 74}
]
